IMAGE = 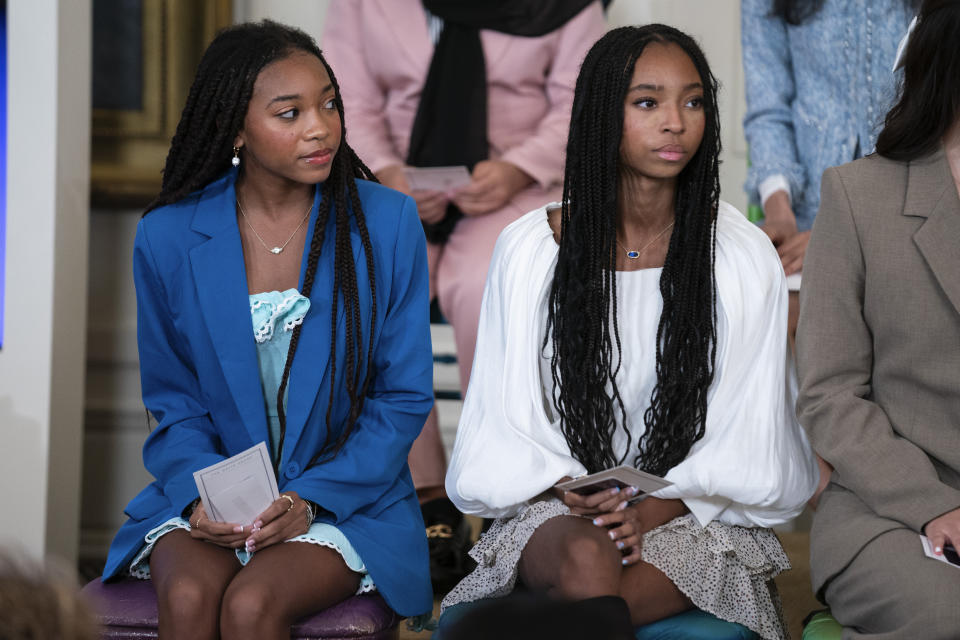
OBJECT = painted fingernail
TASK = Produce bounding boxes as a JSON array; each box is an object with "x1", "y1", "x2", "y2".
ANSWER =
[
  {"x1": 935, "y1": 546, "x2": 942, "y2": 554},
  {"x1": 622, "y1": 558, "x2": 629, "y2": 565},
  {"x1": 593, "y1": 518, "x2": 602, "y2": 526},
  {"x1": 617, "y1": 501, "x2": 628, "y2": 511},
  {"x1": 609, "y1": 530, "x2": 617, "y2": 540},
  {"x1": 233, "y1": 526, "x2": 244, "y2": 533},
  {"x1": 254, "y1": 520, "x2": 263, "y2": 528},
  {"x1": 627, "y1": 486, "x2": 639, "y2": 496},
  {"x1": 610, "y1": 487, "x2": 620, "y2": 494},
  {"x1": 616, "y1": 541, "x2": 625, "y2": 550}
]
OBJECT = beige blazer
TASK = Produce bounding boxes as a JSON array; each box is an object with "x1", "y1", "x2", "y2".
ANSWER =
[{"x1": 797, "y1": 149, "x2": 960, "y2": 596}]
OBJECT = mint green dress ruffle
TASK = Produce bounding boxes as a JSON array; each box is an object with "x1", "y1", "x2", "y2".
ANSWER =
[{"x1": 128, "y1": 289, "x2": 376, "y2": 595}]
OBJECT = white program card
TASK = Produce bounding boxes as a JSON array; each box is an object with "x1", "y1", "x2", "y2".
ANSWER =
[
  {"x1": 193, "y1": 442, "x2": 279, "y2": 525},
  {"x1": 404, "y1": 166, "x2": 471, "y2": 192},
  {"x1": 920, "y1": 535, "x2": 960, "y2": 570}
]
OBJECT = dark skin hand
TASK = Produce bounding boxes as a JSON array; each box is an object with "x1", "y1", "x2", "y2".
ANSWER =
[
  {"x1": 190, "y1": 492, "x2": 312, "y2": 553},
  {"x1": 553, "y1": 477, "x2": 688, "y2": 565},
  {"x1": 592, "y1": 496, "x2": 689, "y2": 565}
]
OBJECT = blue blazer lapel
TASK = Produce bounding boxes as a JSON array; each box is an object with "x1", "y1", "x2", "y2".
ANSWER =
[
  {"x1": 188, "y1": 175, "x2": 269, "y2": 447},
  {"x1": 282, "y1": 193, "x2": 362, "y2": 469}
]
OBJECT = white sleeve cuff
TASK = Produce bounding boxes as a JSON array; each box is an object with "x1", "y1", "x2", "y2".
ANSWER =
[
  {"x1": 681, "y1": 495, "x2": 733, "y2": 527},
  {"x1": 759, "y1": 174, "x2": 791, "y2": 208}
]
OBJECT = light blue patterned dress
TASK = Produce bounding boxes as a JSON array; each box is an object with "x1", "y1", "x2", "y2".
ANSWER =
[
  {"x1": 128, "y1": 289, "x2": 375, "y2": 594},
  {"x1": 742, "y1": 0, "x2": 914, "y2": 230}
]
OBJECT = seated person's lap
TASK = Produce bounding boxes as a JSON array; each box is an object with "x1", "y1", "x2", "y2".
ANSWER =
[{"x1": 824, "y1": 527, "x2": 960, "y2": 638}]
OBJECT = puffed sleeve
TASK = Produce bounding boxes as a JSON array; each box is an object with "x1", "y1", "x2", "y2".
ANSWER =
[
  {"x1": 283, "y1": 195, "x2": 434, "y2": 521},
  {"x1": 499, "y1": 2, "x2": 606, "y2": 190},
  {"x1": 322, "y1": 1, "x2": 405, "y2": 174},
  {"x1": 741, "y1": 0, "x2": 806, "y2": 204},
  {"x1": 135, "y1": 218, "x2": 226, "y2": 514},
  {"x1": 651, "y1": 205, "x2": 818, "y2": 527},
  {"x1": 796, "y1": 168, "x2": 960, "y2": 531},
  {"x1": 446, "y1": 210, "x2": 586, "y2": 518}
]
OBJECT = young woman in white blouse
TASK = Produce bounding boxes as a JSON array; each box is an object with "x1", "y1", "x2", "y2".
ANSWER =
[{"x1": 442, "y1": 25, "x2": 817, "y2": 639}]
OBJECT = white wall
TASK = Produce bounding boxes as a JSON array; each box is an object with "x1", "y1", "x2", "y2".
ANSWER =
[{"x1": 0, "y1": 0, "x2": 91, "y2": 562}]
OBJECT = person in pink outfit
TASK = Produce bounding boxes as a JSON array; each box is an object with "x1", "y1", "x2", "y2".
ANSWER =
[{"x1": 322, "y1": 0, "x2": 606, "y2": 589}]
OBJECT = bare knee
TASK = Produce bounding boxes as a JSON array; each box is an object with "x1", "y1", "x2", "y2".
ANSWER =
[
  {"x1": 220, "y1": 581, "x2": 282, "y2": 637},
  {"x1": 553, "y1": 530, "x2": 621, "y2": 599},
  {"x1": 156, "y1": 575, "x2": 221, "y2": 632}
]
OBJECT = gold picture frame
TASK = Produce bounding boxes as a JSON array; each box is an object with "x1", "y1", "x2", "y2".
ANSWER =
[{"x1": 90, "y1": 0, "x2": 232, "y2": 206}]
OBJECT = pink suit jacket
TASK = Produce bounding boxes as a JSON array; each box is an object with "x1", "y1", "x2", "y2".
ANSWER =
[{"x1": 322, "y1": 0, "x2": 606, "y2": 214}]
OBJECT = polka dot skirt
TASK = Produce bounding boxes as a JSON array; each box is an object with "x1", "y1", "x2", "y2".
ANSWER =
[{"x1": 442, "y1": 499, "x2": 789, "y2": 640}]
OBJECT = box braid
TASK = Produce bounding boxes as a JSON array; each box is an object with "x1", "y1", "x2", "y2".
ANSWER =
[
  {"x1": 545, "y1": 25, "x2": 721, "y2": 477},
  {"x1": 144, "y1": 21, "x2": 379, "y2": 469}
]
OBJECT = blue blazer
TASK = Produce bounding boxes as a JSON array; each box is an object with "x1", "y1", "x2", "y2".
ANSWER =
[{"x1": 103, "y1": 171, "x2": 434, "y2": 617}]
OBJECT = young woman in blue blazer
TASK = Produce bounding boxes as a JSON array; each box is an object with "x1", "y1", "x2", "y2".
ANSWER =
[{"x1": 101, "y1": 21, "x2": 433, "y2": 638}]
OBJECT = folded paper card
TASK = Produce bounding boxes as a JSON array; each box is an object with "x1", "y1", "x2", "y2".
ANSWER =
[
  {"x1": 193, "y1": 442, "x2": 279, "y2": 525},
  {"x1": 555, "y1": 465, "x2": 672, "y2": 498},
  {"x1": 403, "y1": 166, "x2": 471, "y2": 192}
]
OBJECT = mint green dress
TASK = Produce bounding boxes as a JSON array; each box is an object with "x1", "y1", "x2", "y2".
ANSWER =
[{"x1": 128, "y1": 289, "x2": 375, "y2": 594}]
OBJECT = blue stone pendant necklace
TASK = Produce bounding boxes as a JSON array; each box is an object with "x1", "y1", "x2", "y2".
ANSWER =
[{"x1": 616, "y1": 221, "x2": 675, "y2": 260}]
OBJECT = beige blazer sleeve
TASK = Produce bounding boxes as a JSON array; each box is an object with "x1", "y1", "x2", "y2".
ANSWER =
[{"x1": 796, "y1": 166, "x2": 960, "y2": 533}]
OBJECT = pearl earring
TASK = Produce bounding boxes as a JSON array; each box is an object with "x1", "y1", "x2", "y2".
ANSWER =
[{"x1": 232, "y1": 146, "x2": 241, "y2": 167}]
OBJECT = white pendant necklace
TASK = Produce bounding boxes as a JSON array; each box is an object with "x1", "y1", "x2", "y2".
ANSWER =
[
  {"x1": 236, "y1": 198, "x2": 312, "y2": 255},
  {"x1": 616, "y1": 221, "x2": 675, "y2": 260}
]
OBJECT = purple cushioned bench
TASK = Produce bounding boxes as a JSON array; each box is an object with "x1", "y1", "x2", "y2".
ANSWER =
[{"x1": 80, "y1": 578, "x2": 400, "y2": 640}]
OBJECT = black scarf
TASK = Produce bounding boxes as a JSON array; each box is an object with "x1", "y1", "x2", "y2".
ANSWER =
[{"x1": 408, "y1": 0, "x2": 597, "y2": 243}]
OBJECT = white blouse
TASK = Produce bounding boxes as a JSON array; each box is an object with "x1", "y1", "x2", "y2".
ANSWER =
[{"x1": 445, "y1": 202, "x2": 818, "y2": 528}]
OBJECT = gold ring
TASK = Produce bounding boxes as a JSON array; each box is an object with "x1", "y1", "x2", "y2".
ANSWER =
[
  {"x1": 280, "y1": 494, "x2": 295, "y2": 512},
  {"x1": 193, "y1": 515, "x2": 202, "y2": 529}
]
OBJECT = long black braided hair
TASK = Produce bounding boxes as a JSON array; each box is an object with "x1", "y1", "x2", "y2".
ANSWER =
[
  {"x1": 147, "y1": 21, "x2": 378, "y2": 468},
  {"x1": 545, "y1": 25, "x2": 721, "y2": 477}
]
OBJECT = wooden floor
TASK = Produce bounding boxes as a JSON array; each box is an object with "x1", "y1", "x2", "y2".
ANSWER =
[{"x1": 400, "y1": 530, "x2": 819, "y2": 639}]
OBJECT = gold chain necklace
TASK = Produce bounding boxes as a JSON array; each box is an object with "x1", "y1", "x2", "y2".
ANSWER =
[
  {"x1": 616, "y1": 221, "x2": 675, "y2": 260},
  {"x1": 236, "y1": 198, "x2": 312, "y2": 255}
]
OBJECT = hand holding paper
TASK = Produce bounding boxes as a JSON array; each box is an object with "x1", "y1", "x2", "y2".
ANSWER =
[{"x1": 193, "y1": 442, "x2": 279, "y2": 526}]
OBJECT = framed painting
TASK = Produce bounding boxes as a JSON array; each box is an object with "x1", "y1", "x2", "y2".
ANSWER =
[{"x1": 90, "y1": 0, "x2": 232, "y2": 206}]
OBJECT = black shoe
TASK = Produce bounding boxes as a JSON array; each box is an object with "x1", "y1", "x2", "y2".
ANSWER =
[{"x1": 421, "y1": 497, "x2": 475, "y2": 595}]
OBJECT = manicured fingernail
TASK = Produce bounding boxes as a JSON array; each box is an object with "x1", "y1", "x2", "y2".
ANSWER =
[
  {"x1": 610, "y1": 487, "x2": 620, "y2": 494},
  {"x1": 254, "y1": 520, "x2": 263, "y2": 528},
  {"x1": 233, "y1": 525, "x2": 244, "y2": 533},
  {"x1": 609, "y1": 530, "x2": 617, "y2": 540},
  {"x1": 616, "y1": 541, "x2": 625, "y2": 550},
  {"x1": 593, "y1": 518, "x2": 602, "y2": 526},
  {"x1": 935, "y1": 546, "x2": 942, "y2": 554},
  {"x1": 622, "y1": 558, "x2": 629, "y2": 565},
  {"x1": 627, "y1": 486, "x2": 639, "y2": 496},
  {"x1": 617, "y1": 501, "x2": 628, "y2": 511}
]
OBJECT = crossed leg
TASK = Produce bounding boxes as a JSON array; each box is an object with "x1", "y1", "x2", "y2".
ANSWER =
[{"x1": 518, "y1": 515, "x2": 692, "y2": 625}]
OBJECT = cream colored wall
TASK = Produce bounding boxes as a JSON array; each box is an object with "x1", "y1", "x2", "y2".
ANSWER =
[
  {"x1": 0, "y1": 0, "x2": 91, "y2": 563},
  {"x1": 79, "y1": 1, "x2": 755, "y2": 559}
]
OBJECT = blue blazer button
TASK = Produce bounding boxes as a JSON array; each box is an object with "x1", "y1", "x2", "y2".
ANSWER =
[{"x1": 285, "y1": 461, "x2": 301, "y2": 478}]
